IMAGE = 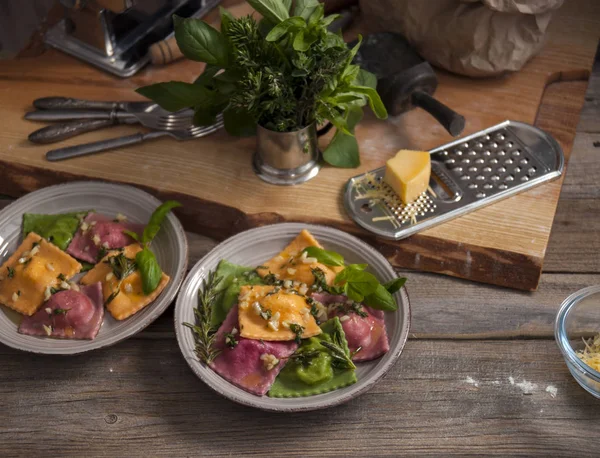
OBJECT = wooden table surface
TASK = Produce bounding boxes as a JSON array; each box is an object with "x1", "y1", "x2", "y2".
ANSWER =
[{"x1": 2, "y1": 21, "x2": 600, "y2": 458}]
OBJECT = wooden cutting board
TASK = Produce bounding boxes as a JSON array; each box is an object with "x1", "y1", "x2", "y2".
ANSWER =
[{"x1": 0, "y1": 0, "x2": 597, "y2": 291}]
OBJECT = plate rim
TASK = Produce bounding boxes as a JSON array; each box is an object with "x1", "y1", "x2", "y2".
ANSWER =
[
  {"x1": 0, "y1": 181, "x2": 188, "y2": 355},
  {"x1": 174, "y1": 222, "x2": 411, "y2": 412}
]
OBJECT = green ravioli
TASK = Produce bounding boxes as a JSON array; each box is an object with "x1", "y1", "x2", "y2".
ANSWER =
[
  {"x1": 22, "y1": 211, "x2": 89, "y2": 251},
  {"x1": 268, "y1": 317, "x2": 357, "y2": 398},
  {"x1": 210, "y1": 259, "x2": 264, "y2": 328}
]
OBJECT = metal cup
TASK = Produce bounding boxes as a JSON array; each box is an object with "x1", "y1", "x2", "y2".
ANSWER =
[{"x1": 253, "y1": 123, "x2": 321, "y2": 185}]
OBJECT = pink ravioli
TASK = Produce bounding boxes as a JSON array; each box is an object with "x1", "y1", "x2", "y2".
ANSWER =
[
  {"x1": 210, "y1": 305, "x2": 298, "y2": 396},
  {"x1": 312, "y1": 293, "x2": 390, "y2": 362},
  {"x1": 18, "y1": 282, "x2": 104, "y2": 340},
  {"x1": 66, "y1": 213, "x2": 143, "y2": 263}
]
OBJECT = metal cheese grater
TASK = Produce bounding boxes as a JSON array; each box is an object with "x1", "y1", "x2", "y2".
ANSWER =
[{"x1": 344, "y1": 120, "x2": 564, "y2": 240}]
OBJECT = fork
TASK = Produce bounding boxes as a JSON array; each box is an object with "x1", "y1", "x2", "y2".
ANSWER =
[
  {"x1": 46, "y1": 115, "x2": 224, "y2": 162},
  {"x1": 27, "y1": 107, "x2": 194, "y2": 144}
]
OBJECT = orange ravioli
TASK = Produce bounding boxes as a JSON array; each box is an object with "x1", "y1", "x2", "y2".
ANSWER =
[
  {"x1": 238, "y1": 285, "x2": 321, "y2": 341},
  {"x1": 0, "y1": 232, "x2": 82, "y2": 316},
  {"x1": 80, "y1": 244, "x2": 170, "y2": 320},
  {"x1": 256, "y1": 230, "x2": 343, "y2": 287}
]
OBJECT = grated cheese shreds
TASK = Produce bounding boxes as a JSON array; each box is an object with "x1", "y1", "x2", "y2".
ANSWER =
[{"x1": 577, "y1": 334, "x2": 600, "y2": 372}]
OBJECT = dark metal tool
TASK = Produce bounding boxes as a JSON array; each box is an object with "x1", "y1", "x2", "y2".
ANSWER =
[{"x1": 354, "y1": 32, "x2": 465, "y2": 137}]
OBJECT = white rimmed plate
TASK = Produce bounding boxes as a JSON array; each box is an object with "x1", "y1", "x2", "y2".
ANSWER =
[
  {"x1": 175, "y1": 223, "x2": 410, "y2": 412},
  {"x1": 0, "y1": 182, "x2": 188, "y2": 355}
]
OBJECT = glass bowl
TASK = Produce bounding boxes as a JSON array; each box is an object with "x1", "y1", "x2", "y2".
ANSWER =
[{"x1": 555, "y1": 285, "x2": 600, "y2": 398}]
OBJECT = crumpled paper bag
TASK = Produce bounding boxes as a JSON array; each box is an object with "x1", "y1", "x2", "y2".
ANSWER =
[{"x1": 359, "y1": 0, "x2": 564, "y2": 77}]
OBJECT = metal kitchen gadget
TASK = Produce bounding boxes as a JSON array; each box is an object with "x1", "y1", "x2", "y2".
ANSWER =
[
  {"x1": 344, "y1": 120, "x2": 564, "y2": 240},
  {"x1": 45, "y1": 0, "x2": 220, "y2": 77}
]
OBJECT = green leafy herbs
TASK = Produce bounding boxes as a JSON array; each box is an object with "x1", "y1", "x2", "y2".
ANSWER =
[
  {"x1": 136, "y1": 0, "x2": 387, "y2": 168},
  {"x1": 6, "y1": 266, "x2": 14, "y2": 279},
  {"x1": 104, "y1": 253, "x2": 137, "y2": 305},
  {"x1": 309, "y1": 252, "x2": 407, "y2": 311},
  {"x1": 289, "y1": 323, "x2": 305, "y2": 344},
  {"x1": 224, "y1": 330, "x2": 239, "y2": 349},
  {"x1": 125, "y1": 201, "x2": 181, "y2": 296},
  {"x1": 183, "y1": 270, "x2": 224, "y2": 364},
  {"x1": 52, "y1": 308, "x2": 70, "y2": 316},
  {"x1": 302, "y1": 246, "x2": 344, "y2": 266}
]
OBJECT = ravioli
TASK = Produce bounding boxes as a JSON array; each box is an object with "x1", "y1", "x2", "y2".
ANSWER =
[
  {"x1": 0, "y1": 233, "x2": 82, "y2": 316},
  {"x1": 238, "y1": 285, "x2": 321, "y2": 341},
  {"x1": 66, "y1": 213, "x2": 143, "y2": 263},
  {"x1": 80, "y1": 244, "x2": 170, "y2": 320},
  {"x1": 256, "y1": 230, "x2": 343, "y2": 287},
  {"x1": 22, "y1": 211, "x2": 88, "y2": 251},
  {"x1": 313, "y1": 292, "x2": 390, "y2": 361},
  {"x1": 210, "y1": 304, "x2": 298, "y2": 396},
  {"x1": 268, "y1": 317, "x2": 357, "y2": 398},
  {"x1": 18, "y1": 282, "x2": 104, "y2": 339}
]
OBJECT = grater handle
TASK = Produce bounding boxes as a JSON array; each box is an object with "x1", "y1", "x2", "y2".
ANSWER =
[{"x1": 412, "y1": 90, "x2": 466, "y2": 137}]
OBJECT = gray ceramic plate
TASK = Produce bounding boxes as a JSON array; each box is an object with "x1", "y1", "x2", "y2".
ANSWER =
[
  {"x1": 0, "y1": 182, "x2": 188, "y2": 355},
  {"x1": 175, "y1": 223, "x2": 410, "y2": 412}
]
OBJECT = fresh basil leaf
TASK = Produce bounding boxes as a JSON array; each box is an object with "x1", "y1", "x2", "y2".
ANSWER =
[
  {"x1": 123, "y1": 229, "x2": 140, "y2": 242},
  {"x1": 307, "y1": 3, "x2": 324, "y2": 26},
  {"x1": 292, "y1": 29, "x2": 317, "y2": 52},
  {"x1": 354, "y1": 68, "x2": 378, "y2": 89},
  {"x1": 348, "y1": 263, "x2": 368, "y2": 271},
  {"x1": 321, "y1": 13, "x2": 341, "y2": 27},
  {"x1": 193, "y1": 64, "x2": 221, "y2": 87},
  {"x1": 136, "y1": 81, "x2": 211, "y2": 112},
  {"x1": 349, "y1": 85, "x2": 388, "y2": 119},
  {"x1": 136, "y1": 248, "x2": 162, "y2": 295},
  {"x1": 384, "y1": 277, "x2": 407, "y2": 294},
  {"x1": 293, "y1": 0, "x2": 319, "y2": 20},
  {"x1": 322, "y1": 106, "x2": 363, "y2": 168},
  {"x1": 223, "y1": 108, "x2": 256, "y2": 137},
  {"x1": 302, "y1": 247, "x2": 345, "y2": 267},
  {"x1": 219, "y1": 7, "x2": 235, "y2": 34},
  {"x1": 363, "y1": 284, "x2": 398, "y2": 311},
  {"x1": 247, "y1": 0, "x2": 289, "y2": 24},
  {"x1": 335, "y1": 266, "x2": 379, "y2": 302},
  {"x1": 348, "y1": 34, "x2": 362, "y2": 62},
  {"x1": 341, "y1": 64, "x2": 361, "y2": 85},
  {"x1": 266, "y1": 16, "x2": 305, "y2": 42},
  {"x1": 142, "y1": 200, "x2": 182, "y2": 245},
  {"x1": 173, "y1": 15, "x2": 229, "y2": 66}
]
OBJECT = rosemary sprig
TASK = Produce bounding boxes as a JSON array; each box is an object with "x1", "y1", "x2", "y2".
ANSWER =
[
  {"x1": 289, "y1": 323, "x2": 305, "y2": 345},
  {"x1": 288, "y1": 349, "x2": 320, "y2": 366},
  {"x1": 183, "y1": 270, "x2": 224, "y2": 365},
  {"x1": 104, "y1": 253, "x2": 137, "y2": 306},
  {"x1": 320, "y1": 326, "x2": 356, "y2": 370}
]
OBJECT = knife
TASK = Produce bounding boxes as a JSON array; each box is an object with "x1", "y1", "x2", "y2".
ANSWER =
[
  {"x1": 25, "y1": 109, "x2": 139, "y2": 122},
  {"x1": 32, "y1": 97, "x2": 154, "y2": 112}
]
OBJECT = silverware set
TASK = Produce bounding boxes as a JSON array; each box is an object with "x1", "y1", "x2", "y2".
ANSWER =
[{"x1": 26, "y1": 97, "x2": 224, "y2": 161}]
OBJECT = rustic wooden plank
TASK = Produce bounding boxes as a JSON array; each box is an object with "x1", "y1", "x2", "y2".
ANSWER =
[
  {"x1": 558, "y1": 132, "x2": 600, "y2": 200},
  {"x1": 0, "y1": 2, "x2": 596, "y2": 291},
  {"x1": 1, "y1": 339, "x2": 597, "y2": 457},
  {"x1": 576, "y1": 49, "x2": 600, "y2": 133}
]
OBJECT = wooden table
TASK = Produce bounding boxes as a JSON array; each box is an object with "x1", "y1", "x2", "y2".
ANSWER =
[{"x1": 2, "y1": 17, "x2": 600, "y2": 458}]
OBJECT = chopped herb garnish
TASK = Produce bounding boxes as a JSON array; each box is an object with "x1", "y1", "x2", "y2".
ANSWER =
[
  {"x1": 183, "y1": 270, "x2": 223, "y2": 364},
  {"x1": 57, "y1": 273, "x2": 66, "y2": 281},
  {"x1": 50, "y1": 287, "x2": 61, "y2": 295},
  {"x1": 263, "y1": 273, "x2": 283, "y2": 286},
  {"x1": 31, "y1": 241, "x2": 40, "y2": 248},
  {"x1": 289, "y1": 323, "x2": 305, "y2": 344},
  {"x1": 310, "y1": 267, "x2": 329, "y2": 292},
  {"x1": 53, "y1": 308, "x2": 71, "y2": 316},
  {"x1": 256, "y1": 265, "x2": 267, "y2": 269},
  {"x1": 289, "y1": 349, "x2": 320, "y2": 366},
  {"x1": 16, "y1": 290, "x2": 21, "y2": 297},
  {"x1": 259, "y1": 308, "x2": 272, "y2": 321},
  {"x1": 265, "y1": 286, "x2": 281, "y2": 297},
  {"x1": 7, "y1": 267, "x2": 14, "y2": 278},
  {"x1": 224, "y1": 332, "x2": 238, "y2": 349},
  {"x1": 97, "y1": 247, "x2": 108, "y2": 260}
]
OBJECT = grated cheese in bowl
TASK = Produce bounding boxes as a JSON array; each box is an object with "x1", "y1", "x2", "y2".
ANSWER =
[{"x1": 577, "y1": 334, "x2": 600, "y2": 372}]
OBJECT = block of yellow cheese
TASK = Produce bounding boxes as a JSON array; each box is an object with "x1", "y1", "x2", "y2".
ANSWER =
[{"x1": 384, "y1": 149, "x2": 431, "y2": 204}]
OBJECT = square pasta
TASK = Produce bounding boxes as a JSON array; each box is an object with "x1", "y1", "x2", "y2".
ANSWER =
[
  {"x1": 80, "y1": 244, "x2": 169, "y2": 320},
  {"x1": 255, "y1": 229, "x2": 343, "y2": 287},
  {"x1": 0, "y1": 232, "x2": 82, "y2": 315}
]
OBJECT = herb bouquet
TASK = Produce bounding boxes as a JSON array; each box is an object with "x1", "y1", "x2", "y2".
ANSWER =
[{"x1": 137, "y1": 0, "x2": 387, "y2": 168}]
